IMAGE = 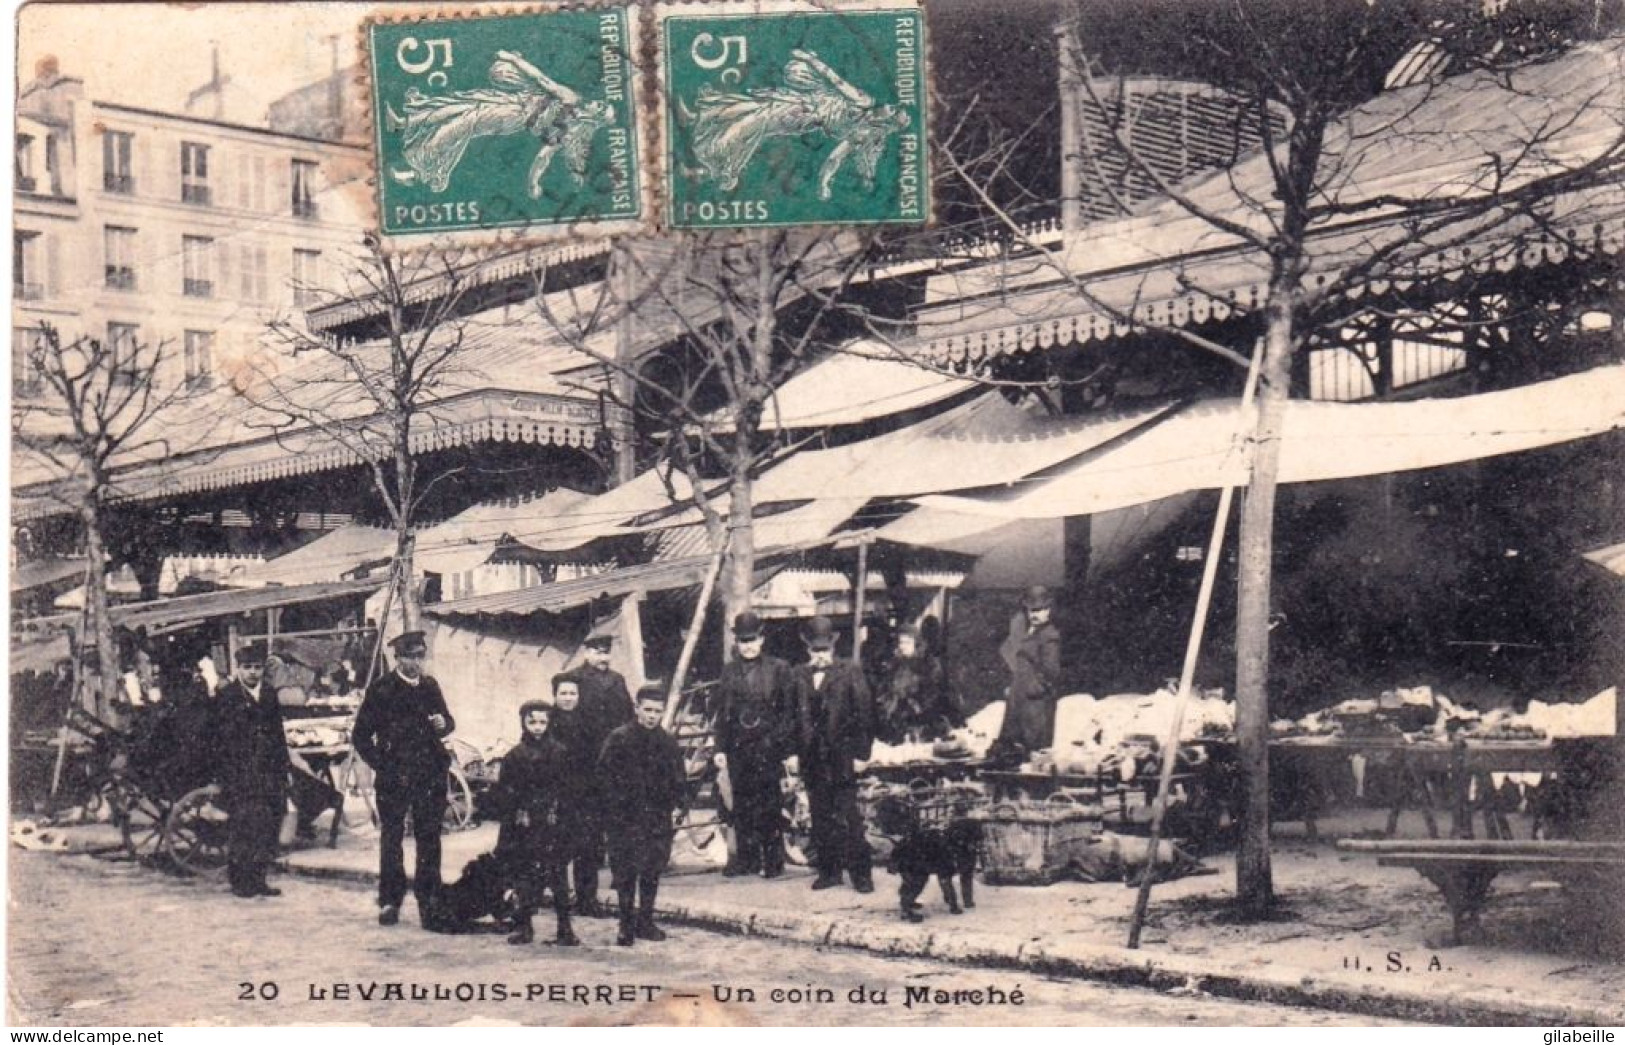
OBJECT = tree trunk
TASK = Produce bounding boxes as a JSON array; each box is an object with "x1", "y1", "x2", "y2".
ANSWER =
[
  {"x1": 80, "y1": 496, "x2": 119, "y2": 720},
  {"x1": 723, "y1": 460, "x2": 755, "y2": 633},
  {"x1": 396, "y1": 526, "x2": 420, "y2": 632},
  {"x1": 1232, "y1": 295, "x2": 1296, "y2": 918}
]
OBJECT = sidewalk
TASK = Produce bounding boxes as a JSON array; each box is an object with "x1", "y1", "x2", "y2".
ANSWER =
[{"x1": 33, "y1": 813, "x2": 1625, "y2": 1025}]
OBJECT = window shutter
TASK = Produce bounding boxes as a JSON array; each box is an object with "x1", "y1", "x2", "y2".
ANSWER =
[
  {"x1": 133, "y1": 134, "x2": 153, "y2": 197},
  {"x1": 217, "y1": 238, "x2": 232, "y2": 299},
  {"x1": 236, "y1": 153, "x2": 252, "y2": 210},
  {"x1": 44, "y1": 234, "x2": 61, "y2": 299}
]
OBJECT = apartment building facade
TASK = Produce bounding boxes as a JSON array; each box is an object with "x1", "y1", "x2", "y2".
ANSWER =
[{"x1": 12, "y1": 60, "x2": 368, "y2": 403}]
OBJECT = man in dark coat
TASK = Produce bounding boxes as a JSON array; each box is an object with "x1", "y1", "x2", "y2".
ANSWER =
[
  {"x1": 996, "y1": 586, "x2": 1063, "y2": 754},
  {"x1": 216, "y1": 643, "x2": 291, "y2": 899},
  {"x1": 712, "y1": 611, "x2": 793, "y2": 878},
  {"x1": 598, "y1": 685, "x2": 686, "y2": 947},
  {"x1": 564, "y1": 633, "x2": 634, "y2": 916},
  {"x1": 492, "y1": 699, "x2": 578, "y2": 947},
  {"x1": 788, "y1": 616, "x2": 877, "y2": 892},
  {"x1": 353, "y1": 630, "x2": 456, "y2": 928}
]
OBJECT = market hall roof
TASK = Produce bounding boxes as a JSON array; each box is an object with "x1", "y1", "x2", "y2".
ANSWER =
[
  {"x1": 912, "y1": 38, "x2": 1625, "y2": 367},
  {"x1": 11, "y1": 311, "x2": 615, "y2": 517}
]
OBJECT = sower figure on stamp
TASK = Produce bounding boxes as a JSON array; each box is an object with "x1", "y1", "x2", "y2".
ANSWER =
[
  {"x1": 994, "y1": 586, "x2": 1063, "y2": 757},
  {"x1": 216, "y1": 643, "x2": 291, "y2": 899},
  {"x1": 789, "y1": 616, "x2": 878, "y2": 893},
  {"x1": 353, "y1": 630, "x2": 456, "y2": 928},
  {"x1": 493, "y1": 699, "x2": 578, "y2": 948},
  {"x1": 598, "y1": 685, "x2": 687, "y2": 947},
  {"x1": 712, "y1": 611, "x2": 793, "y2": 879},
  {"x1": 567, "y1": 633, "x2": 634, "y2": 917}
]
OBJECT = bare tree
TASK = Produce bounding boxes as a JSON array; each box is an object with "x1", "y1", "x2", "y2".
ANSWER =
[
  {"x1": 935, "y1": 0, "x2": 1625, "y2": 915},
  {"x1": 12, "y1": 325, "x2": 205, "y2": 716},
  {"x1": 240, "y1": 237, "x2": 485, "y2": 631}
]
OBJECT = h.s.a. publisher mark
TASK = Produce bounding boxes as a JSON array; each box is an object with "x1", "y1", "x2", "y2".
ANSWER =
[
  {"x1": 366, "y1": 7, "x2": 644, "y2": 244},
  {"x1": 660, "y1": 2, "x2": 929, "y2": 229}
]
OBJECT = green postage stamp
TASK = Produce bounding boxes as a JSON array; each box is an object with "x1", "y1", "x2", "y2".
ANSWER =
[
  {"x1": 658, "y1": 0, "x2": 930, "y2": 229},
  {"x1": 365, "y1": 7, "x2": 646, "y2": 245}
]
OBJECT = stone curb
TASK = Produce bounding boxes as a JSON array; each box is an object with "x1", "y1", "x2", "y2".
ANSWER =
[{"x1": 276, "y1": 854, "x2": 1625, "y2": 1027}]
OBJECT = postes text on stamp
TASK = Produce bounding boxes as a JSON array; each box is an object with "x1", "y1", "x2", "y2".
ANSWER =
[
  {"x1": 659, "y1": 1, "x2": 929, "y2": 230},
  {"x1": 366, "y1": 7, "x2": 644, "y2": 244}
]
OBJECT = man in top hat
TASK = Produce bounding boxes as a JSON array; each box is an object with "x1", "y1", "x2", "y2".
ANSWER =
[
  {"x1": 216, "y1": 642, "x2": 291, "y2": 899},
  {"x1": 712, "y1": 610, "x2": 793, "y2": 878},
  {"x1": 996, "y1": 585, "x2": 1063, "y2": 754},
  {"x1": 563, "y1": 632, "x2": 634, "y2": 916},
  {"x1": 787, "y1": 615, "x2": 878, "y2": 892},
  {"x1": 353, "y1": 630, "x2": 457, "y2": 928}
]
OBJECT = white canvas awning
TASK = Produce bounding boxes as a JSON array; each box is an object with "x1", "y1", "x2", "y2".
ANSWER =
[{"x1": 914, "y1": 364, "x2": 1625, "y2": 520}]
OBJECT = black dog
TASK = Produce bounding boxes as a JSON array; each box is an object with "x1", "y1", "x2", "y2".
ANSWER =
[
  {"x1": 424, "y1": 852, "x2": 517, "y2": 934},
  {"x1": 874, "y1": 796, "x2": 981, "y2": 922}
]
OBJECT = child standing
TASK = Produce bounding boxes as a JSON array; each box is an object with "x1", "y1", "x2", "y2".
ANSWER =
[
  {"x1": 597, "y1": 684, "x2": 687, "y2": 947},
  {"x1": 493, "y1": 699, "x2": 578, "y2": 947}
]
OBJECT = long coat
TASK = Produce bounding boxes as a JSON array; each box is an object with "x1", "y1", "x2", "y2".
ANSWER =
[
  {"x1": 788, "y1": 661, "x2": 876, "y2": 787},
  {"x1": 1000, "y1": 620, "x2": 1062, "y2": 751},
  {"x1": 713, "y1": 654, "x2": 793, "y2": 766},
  {"x1": 353, "y1": 671, "x2": 456, "y2": 789},
  {"x1": 493, "y1": 732, "x2": 571, "y2": 861},
  {"x1": 215, "y1": 679, "x2": 291, "y2": 806}
]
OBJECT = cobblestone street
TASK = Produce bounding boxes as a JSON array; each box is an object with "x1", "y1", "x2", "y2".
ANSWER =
[{"x1": 7, "y1": 852, "x2": 1397, "y2": 1027}]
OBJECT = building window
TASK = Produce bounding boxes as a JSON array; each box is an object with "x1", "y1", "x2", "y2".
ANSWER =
[
  {"x1": 107, "y1": 322, "x2": 140, "y2": 385},
  {"x1": 14, "y1": 231, "x2": 43, "y2": 300},
  {"x1": 183, "y1": 330, "x2": 215, "y2": 389},
  {"x1": 239, "y1": 245, "x2": 269, "y2": 304},
  {"x1": 103, "y1": 130, "x2": 135, "y2": 194},
  {"x1": 104, "y1": 225, "x2": 137, "y2": 290},
  {"x1": 182, "y1": 235, "x2": 215, "y2": 298},
  {"x1": 16, "y1": 134, "x2": 37, "y2": 193},
  {"x1": 292, "y1": 248, "x2": 323, "y2": 305},
  {"x1": 44, "y1": 135, "x2": 58, "y2": 194},
  {"x1": 291, "y1": 159, "x2": 318, "y2": 219},
  {"x1": 180, "y1": 142, "x2": 211, "y2": 205},
  {"x1": 12, "y1": 326, "x2": 43, "y2": 396}
]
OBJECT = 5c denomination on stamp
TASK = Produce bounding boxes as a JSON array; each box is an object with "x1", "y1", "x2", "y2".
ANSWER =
[
  {"x1": 657, "y1": 0, "x2": 930, "y2": 230},
  {"x1": 365, "y1": 6, "x2": 647, "y2": 247}
]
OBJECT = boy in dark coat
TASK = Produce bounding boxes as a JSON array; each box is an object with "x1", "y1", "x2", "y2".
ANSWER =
[
  {"x1": 712, "y1": 611, "x2": 793, "y2": 878},
  {"x1": 564, "y1": 634, "x2": 634, "y2": 916},
  {"x1": 788, "y1": 616, "x2": 878, "y2": 893},
  {"x1": 598, "y1": 685, "x2": 686, "y2": 947},
  {"x1": 216, "y1": 643, "x2": 291, "y2": 899},
  {"x1": 493, "y1": 699, "x2": 579, "y2": 947},
  {"x1": 545, "y1": 673, "x2": 602, "y2": 916},
  {"x1": 352, "y1": 630, "x2": 457, "y2": 928}
]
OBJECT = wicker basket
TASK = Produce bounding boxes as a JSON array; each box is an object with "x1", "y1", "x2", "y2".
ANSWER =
[{"x1": 970, "y1": 792, "x2": 1103, "y2": 885}]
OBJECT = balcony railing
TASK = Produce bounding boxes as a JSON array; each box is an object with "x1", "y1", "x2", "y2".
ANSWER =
[
  {"x1": 14, "y1": 281, "x2": 44, "y2": 301},
  {"x1": 16, "y1": 176, "x2": 37, "y2": 193},
  {"x1": 104, "y1": 173, "x2": 135, "y2": 194},
  {"x1": 12, "y1": 378, "x2": 43, "y2": 398},
  {"x1": 185, "y1": 373, "x2": 215, "y2": 391},
  {"x1": 183, "y1": 278, "x2": 214, "y2": 298},
  {"x1": 105, "y1": 267, "x2": 136, "y2": 291},
  {"x1": 182, "y1": 183, "x2": 212, "y2": 206},
  {"x1": 292, "y1": 199, "x2": 319, "y2": 220}
]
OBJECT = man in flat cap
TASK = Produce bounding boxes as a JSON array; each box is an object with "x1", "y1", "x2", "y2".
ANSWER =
[
  {"x1": 217, "y1": 642, "x2": 291, "y2": 898},
  {"x1": 787, "y1": 615, "x2": 877, "y2": 892},
  {"x1": 563, "y1": 632, "x2": 634, "y2": 916},
  {"x1": 996, "y1": 585, "x2": 1063, "y2": 755},
  {"x1": 353, "y1": 630, "x2": 457, "y2": 928},
  {"x1": 712, "y1": 610, "x2": 793, "y2": 878}
]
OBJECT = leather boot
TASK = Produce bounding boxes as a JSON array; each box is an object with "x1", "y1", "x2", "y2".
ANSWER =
[
  {"x1": 615, "y1": 890, "x2": 636, "y2": 947},
  {"x1": 761, "y1": 833, "x2": 785, "y2": 879},
  {"x1": 507, "y1": 914, "x2": 534, "y2": 946},
  {"x1": 634, "y1": 881, "x2": 667, "y2": 941},
  {"x1": 554, "y1": 910, "x2": 579, "y2": 947}
]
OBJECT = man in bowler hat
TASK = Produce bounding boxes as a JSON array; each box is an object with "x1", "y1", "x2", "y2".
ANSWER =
[
  {"x1": 353, "y1": 630, "x2": 456, "y2": 927},
  {"x1": 788, "y1": 615, "x2": 877, "y2": 892},
  {"x1": 997, "y1": 585, "x2": 1063, "y2": 754},
  {"x1": 712, "y1": 610, "x2": 793, "y2": 878},
  {"x1": 564, "y1": 632, "x2": 634, "y2": 916},
  {"x1": 217, "y1": 642, "x2": 291, "y2": 898}
]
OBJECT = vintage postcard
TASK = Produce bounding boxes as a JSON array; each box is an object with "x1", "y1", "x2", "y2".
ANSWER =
[{"x1": 8, "y1": 0, "x2": 1625, "y2": 1034}]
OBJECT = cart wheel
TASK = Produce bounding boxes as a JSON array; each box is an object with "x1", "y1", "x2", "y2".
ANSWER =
[
  {"x1": 165, "y1": 785, "x2": 230, "y2": 877},
  {"x1": 116, "y1": 785, "x2": 168, "y2": 859},
  {"x1": 443, "y1": 765, "x2": 475, "y2": 832}
]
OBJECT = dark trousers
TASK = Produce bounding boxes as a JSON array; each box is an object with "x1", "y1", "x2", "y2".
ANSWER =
[
  {"x1": 807, "y1": 775, "x2": 871, "y2": 879},
  {"x1": 512, "y1": 856, "x2": 572, "y2": 930},
  {"x1": 563, "y1": 803, "x2": 606, "y2": 902},
  {"x1": 226, "y1": 792, "x2": 283, "y2": 893},
  {"x1": 729, "y1": 758, "x2": 784, "y2": 871},
  {"x1": 609, "y1": 825, "x2": 671, "y2": 921},
  {"x1": 376, "y1": 775, "x2": 446, "y2": 909}
]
